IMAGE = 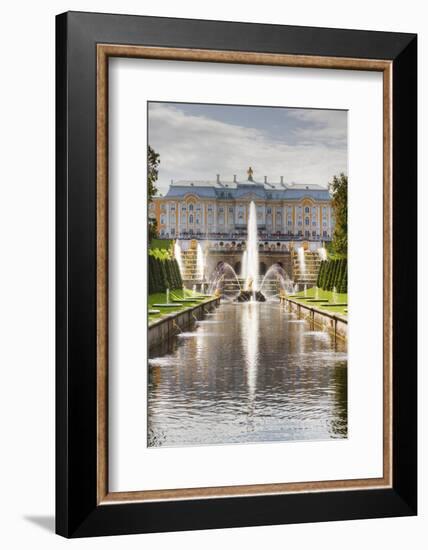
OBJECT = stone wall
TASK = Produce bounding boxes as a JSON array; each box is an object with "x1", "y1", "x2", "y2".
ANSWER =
[
  {"x1": 285, "y1": 298, "x2": 347, "y2": 342},
  {"x1": 148, "y1": 297, "x2": 220, "y2": 353}
]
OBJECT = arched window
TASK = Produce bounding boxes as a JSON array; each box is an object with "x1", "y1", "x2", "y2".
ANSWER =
[
  {"x1": 305, "y1": 217, "x2": 310, "y2": 225},
  {"x1": 189, "y1": 214, "x2": 194, "y2": 224},
  {"x1": 305, "y1": 206, "x2": 310, "y2": 214},
  {"x1": 189, "y1": 203, "x2": 194, "y2": 211}
]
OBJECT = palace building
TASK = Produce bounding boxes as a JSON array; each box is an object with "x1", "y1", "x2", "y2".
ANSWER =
[{"x1": 150, "y1": 167, "x2": 335, "y2": 241}]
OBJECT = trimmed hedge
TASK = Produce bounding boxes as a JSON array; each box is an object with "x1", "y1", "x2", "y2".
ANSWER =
[
  {"x1": 316, "y1": 258, "x2": 347, "y2": 293},
  {"x1": 148, "y1": 248, "x2": 183, "y2": 294}
]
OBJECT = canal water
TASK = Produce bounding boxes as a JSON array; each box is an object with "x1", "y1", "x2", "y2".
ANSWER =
[{"x1": 147, "y1": 302, "x2": 347, "y2": 448}]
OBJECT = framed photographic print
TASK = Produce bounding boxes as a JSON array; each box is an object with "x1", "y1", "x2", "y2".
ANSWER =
[{"x1": 56, "y1": 11, "x2": 417, "y2": 538}]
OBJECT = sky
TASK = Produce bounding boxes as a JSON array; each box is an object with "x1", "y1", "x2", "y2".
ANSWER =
[{"x1": 148, "y1": 102, "x2": 348, "y2": 195}]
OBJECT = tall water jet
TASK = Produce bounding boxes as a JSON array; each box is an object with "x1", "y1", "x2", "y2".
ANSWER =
[
  {"x1": 196, "y1": 242, "x2": 205, "y2": 280},
  {"x1": 297, "y1": 246, "x2": 306, "y2": 277},
  {"x1": 245, "y1": 201, "x2": 259, "y2": 293},
  {"x1": 318, "y1": 246, "x2": 327, "y2": 261},
  {"x1": 240, "y1": 250, "x2": 248, "y2": 281},
  {"x1": 174, "y1": 241, "x2": 183, "y2": 277}
]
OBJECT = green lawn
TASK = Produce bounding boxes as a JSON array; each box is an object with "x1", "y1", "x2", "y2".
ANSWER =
[
  {"x1": 288, "y1": 287, "x2": 348, "y2": 316},
  {"x1": 148, "y1": 288, "x2": 214, "y2": 324}
]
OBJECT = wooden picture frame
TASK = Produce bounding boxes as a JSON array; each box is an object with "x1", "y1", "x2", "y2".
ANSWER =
[{"x1": 56, "y1": 11, "x2": 417, "y2": 537}]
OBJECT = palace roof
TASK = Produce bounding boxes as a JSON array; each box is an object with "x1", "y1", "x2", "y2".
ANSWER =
[{"x1": 159, "y1": 178, "x2": 331, "y2": 201}]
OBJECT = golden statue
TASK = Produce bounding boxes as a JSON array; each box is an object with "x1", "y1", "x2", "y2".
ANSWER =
[{"x1": 247, "y1": 166, "x2": 254, "y2": 181}]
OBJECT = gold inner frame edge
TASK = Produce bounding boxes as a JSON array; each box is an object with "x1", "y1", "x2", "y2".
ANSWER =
[{"x1": 96, "y1": 44, "x2": 393, "y2": 505}]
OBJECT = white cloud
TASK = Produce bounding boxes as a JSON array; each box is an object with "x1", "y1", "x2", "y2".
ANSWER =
[
  {"x1": 286, "y1": 109, "x2": 348, "y2": 146},
  {"x1": 148, "y1": 103, "x2": 347, "y2": 194}
]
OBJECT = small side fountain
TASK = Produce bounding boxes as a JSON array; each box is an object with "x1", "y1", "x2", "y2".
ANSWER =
[
  {"x1": 318, "y1": 246, "x2": 327, "y2": 261},
  {"x1": 208, "y1": 261, "x2": 242, "y2": 301},
  {"x1": 196, "y1": 242, "x2": 205, "y2": 280},
  {"x1": 174, "y1": 241, "x2": 183, "y2": 274},
  {"x1": 259, "y1": 263, "x2": 294, "y2": 301},
  {"x1": 297, "y1": 246, "x2": 306, "y2": 277}
]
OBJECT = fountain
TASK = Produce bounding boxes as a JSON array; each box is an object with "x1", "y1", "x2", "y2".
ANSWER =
[
  {"x1": 208, "y1": 200, "x2": 296, "y2": 302},
  {"x1": 292, "y1": 246, "x2": 322, "y2": 288},
  {"x1": 208, "y1": 261, "x2": 242, "y2": 301},
  {"x1": 245, "y1": 201, "x2": 259, "y2": 293},
  {"x1": 259, "y1": 263, "x2": 294, "y2": 301},
  {"x1": 196, "y1": 242, "x2": 205, "y2": 280},
  {"x1": 235, "y1": 280, "x2": 266, "y2": 302},
  {"x1": 235, "y1": 201, "x2": 265, "y2": 302},
  {"x1": 174, "y1": 241, "x2": 183, "y2": 274},
  {"x1": 318, "y1": 246, "x2": 327, "y2": 261},
  {"x1": 297, "y1": 246, "x2": 306, "y2": 276},
  {"x1": 240, "y1": 250, "x2": 248, "y2": 281}
]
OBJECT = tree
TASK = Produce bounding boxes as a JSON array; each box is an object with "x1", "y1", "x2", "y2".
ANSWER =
[
  {"x1": 148, "y1": 146, "x2": 160, "y2": 242},
  {"x1": 329, "y1": 173, "x2": 348, "y2": 257}
]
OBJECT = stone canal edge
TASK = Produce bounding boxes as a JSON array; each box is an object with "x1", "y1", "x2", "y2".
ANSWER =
[
  {"x1": 148, "y1": 295, "x2": 346, "y2": 354},
  {"x1": 284, "y1": 297, "x2": 347, "y2": 342},
  {"x1": 148, "y1": 297, "x2": 221, "y2": 352}
]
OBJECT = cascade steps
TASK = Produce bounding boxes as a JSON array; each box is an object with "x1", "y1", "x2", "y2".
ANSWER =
[{"x1": 292, "y1": 250, "x2": 321, "y2": 286}]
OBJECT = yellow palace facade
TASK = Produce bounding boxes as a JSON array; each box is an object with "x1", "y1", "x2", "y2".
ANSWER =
[{"x1": 150, "y1": 169, "x2": 335, "y2": 242}]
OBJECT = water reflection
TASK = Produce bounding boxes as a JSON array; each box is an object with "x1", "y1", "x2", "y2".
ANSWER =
[
  {"x1": 241, "y1": 302, "x2": 259, "y2": 401},
  {"x1": 148, "y1": 302, "x2": 347, "y2": 447}
]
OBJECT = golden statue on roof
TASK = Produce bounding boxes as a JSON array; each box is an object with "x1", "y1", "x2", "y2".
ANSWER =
[{"x1": 247, "y1": 166, "x2": 254, "y2": 181}]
